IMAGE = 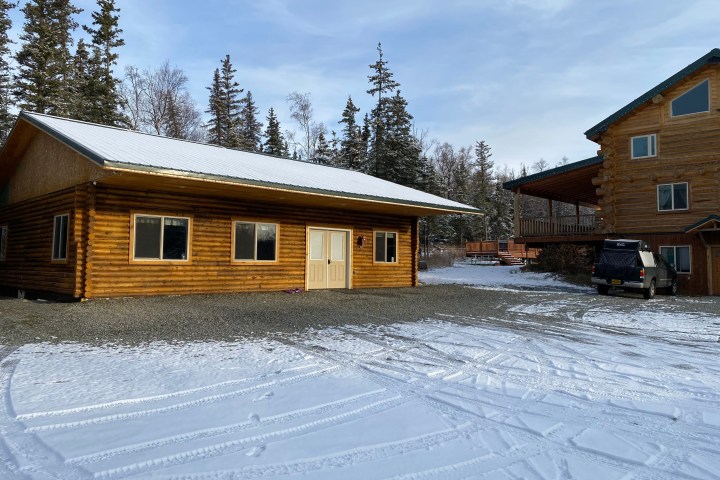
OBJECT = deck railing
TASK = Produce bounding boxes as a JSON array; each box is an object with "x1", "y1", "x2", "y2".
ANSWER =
[{"x1": 519, "y1": 214, "x2": 598, "y2": 237}]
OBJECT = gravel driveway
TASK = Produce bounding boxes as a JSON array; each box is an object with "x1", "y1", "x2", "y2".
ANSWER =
[{"x1": 1, "y1": 279, "x2": 718, "y2": 346}]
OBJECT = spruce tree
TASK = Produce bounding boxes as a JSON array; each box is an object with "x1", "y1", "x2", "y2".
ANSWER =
[
  {"x1": 366, "y1": 42, "x2": 399, "y2": 179},
  {"x1": 263, "y1": 107, "x2": 285, "y2": 156},
  {"x1": 0, "y1": 0, "x2": 16, "y2": 143},
  {"x1": 70, "y1": 38, "x2": 94, "y2": 121},
  {"x1": 471, "y1": 140, "x2": 494, "y2": 239},
  {"x1": 15, "y1": 0, "x2": 82, "y2": 116},
  {"x1": 383, "y1": 90, "x2": 420, "y2": 187},
  {"x1": 219, "y1": 54, "x2": 242, "y2": 147},
  {"x1": 206, "y1": 55, "x2": 242, "y2": 147},
  {"x1": 205, "y1": 68, "x2": 223, "y2": 144},
  {"x1": 83, "y1": 0, "x2": 124, "y2": 125},
  {"x1": 238, "y1": 90, "x2": 262, "y2": 152},
  {"x1": 328, "y1": 130, "x2": 340, "y2": 166},
  {"x1": 314, "y1": 129, "x2": 330, "y2": 164},
  {"x1": 360, "y1": 113, "x2": 371, "y2": 172},
  {"x1": 338, "y1": 95, "x2": 364, "y2": 170},
  {"x1": 489, "y1": 168, "x2": 515, "y2": 240}
]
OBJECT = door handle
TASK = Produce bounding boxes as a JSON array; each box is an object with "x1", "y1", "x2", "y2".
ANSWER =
[{"x1": 328, "y1": 259, "x2": 331, "y2": 265}]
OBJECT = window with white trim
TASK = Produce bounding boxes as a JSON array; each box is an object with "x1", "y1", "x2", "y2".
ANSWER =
[
  {"x1": 631, "y1": 134, "x2": 656, "y2": 159},
  {"x1": 52, "y1": 214, "x2": 69, "y2": 261},
  {"x1": 0, "y1": 225, "x2": 7, "y2": 261},
  {"x1": 374, "y1": 231, "x2": 397, "y2": 263},
  {"x1": 671, "y1": 79, "x2": 709, "y2": 117},
  {"x1": 660, "y1": 246, "x2": 691, "y2": 274},
  {"x1": 133, "y1": 214, "x2": 190, "y2": 260},
  {"x1": 657, "y1": 183, "x2": 688, "y2": 211},
  {"x1": 233, "y1": 221, "x2": 277, "y2": 261}
]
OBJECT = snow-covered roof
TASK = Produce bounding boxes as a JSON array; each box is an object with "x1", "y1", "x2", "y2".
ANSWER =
[{"x1": 18, "y1": 112, "x2": 479, "y2": 215}]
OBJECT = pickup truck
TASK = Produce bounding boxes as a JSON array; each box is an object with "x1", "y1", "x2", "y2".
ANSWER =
[{"x1": 591, "y1": 239, "x2": 678, "y2": 299}]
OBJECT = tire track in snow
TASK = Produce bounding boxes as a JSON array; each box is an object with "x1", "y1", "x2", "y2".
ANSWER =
[
  {"x1": 369, "y1": 330, "x2": 720, "y2": 452},
  {"x1": 17, "y1": 363, "x2": 319, "y2": 421},
  {"x1": 67, "y1": 388, "x2": 390, "y2": 465},
  {"x1": 145, "y1": 423, "x2": 477, "y2": 480},
  {"x1": 303, "y1": 331, "x2": 710, "y2": 480},
  {"x1": 90, "y1": 393, "x2": 407, "y2": 479},
  {"x1": 0, "y1": 356, "x2": 92, "y2": 479},
  {"x1": 25, "y1": 365, "x2": 341, "y2": 433}
]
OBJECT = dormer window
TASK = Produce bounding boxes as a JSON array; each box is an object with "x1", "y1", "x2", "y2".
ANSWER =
[
  {"x1": 631, "y1": 134, "x2": 656, "y2": 159},
  {"x1": 671, "y1": 79, "x2": 709, "y2": 117}
]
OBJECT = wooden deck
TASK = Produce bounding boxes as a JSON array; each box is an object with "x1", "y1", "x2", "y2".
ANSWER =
[{"x1": 465, "y1": 240, "x2": 540, "y2": 260}]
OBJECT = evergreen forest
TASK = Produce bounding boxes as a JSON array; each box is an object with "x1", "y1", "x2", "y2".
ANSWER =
[{"x1": 0, "y1": 1, "x2": 572, "y2": 251}]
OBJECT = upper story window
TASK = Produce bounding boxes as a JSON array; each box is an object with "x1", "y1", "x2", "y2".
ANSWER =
[
  {"x1": 133, "y1": 214, "x2": 190, "y2": 261},
  {"x1": 0, "y1": 225, "x2": 7, "y2": 261},
  {"x1": 52, "y1": 214, "x2": 69, "y2": 261},
  {"x1": 631, "y1": 134, "x2": 656, "y2": 159},
  {"x1": 671, "y1": 79, "x2": 709, "y2": 117},
  {"x1": 657, "y1": 182, "x2": 688, "y2": 211},
  {"x1": 233, "y1": 221, "x2": 277, "y2": 262},
  {"x1": 374, "y1": 231, "x2": 398, "y2": 263}
]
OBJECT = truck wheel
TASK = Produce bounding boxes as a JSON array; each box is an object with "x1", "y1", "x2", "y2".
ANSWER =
[
  {"x1": 668, "y1": 279, "x2": 678, "y2": 296},
  {"x1": 597, "y1": 285, "x2": 610, "y2": 295},
  {"x1": 643, "y1": 280, "x2": 656, "y2": 300}
]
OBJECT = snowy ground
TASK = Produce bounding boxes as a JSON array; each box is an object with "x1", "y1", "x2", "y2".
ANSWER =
[{"x1": 1, "y1": 265, "x2": 719, "y2": 479}]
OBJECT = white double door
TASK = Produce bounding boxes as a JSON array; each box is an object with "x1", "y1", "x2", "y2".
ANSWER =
[{"x1": 307, "y1": 228, "x2": 349, "y2": 289}]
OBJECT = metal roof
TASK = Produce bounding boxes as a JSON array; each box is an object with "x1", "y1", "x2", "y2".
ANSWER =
[
  {"x1": 584, "y1": 48, "x2": 720, "y2": 140},
  {"x1": 502, "y1": 155, "x2": 603, "y2": 190},
  {"x1": 17, "y1": 112, "x2": 480, "y2": 215}
]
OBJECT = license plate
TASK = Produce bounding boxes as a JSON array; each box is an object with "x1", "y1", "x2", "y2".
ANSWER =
[{"x1": 611, "y1": 279, "x2": 622, "y2": 285}]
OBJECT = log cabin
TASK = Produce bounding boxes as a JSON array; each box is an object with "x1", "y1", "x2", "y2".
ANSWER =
[
  {"x1": 0, "y1": 112, "x2": 479, "y2": 299},
  {"x1": 505, "y1": 48, "x2": 720, "y2": 295}
]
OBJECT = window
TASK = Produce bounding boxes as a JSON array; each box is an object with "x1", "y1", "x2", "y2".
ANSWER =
[
  {"x1": 657, "y1": 183, "x2": 689, "y2": 211},
  {"x1": 631, "y1": 134, "x2": 656, "y2": 159},
  {"x1": 671, "y1": 79, "x2": 710, "y2": 117},
  {"x1": 375, "y1": 231, "x2": 397, "y2": 263},
  {"x1": 233, "y1": 221, "x2": 277, "y2": 262},
  {"x1": 52, "y1": 214, "x2": 69, "y2": 261},
  {"x1": 133, "y1": 214, "x2": 190, "y2": 261},
  {"x1": 0, "y1": 225, "x2": 6, "y2": 261},
  {"x1": 660, "y1": 246, "x2": 691, "y2": 274}
]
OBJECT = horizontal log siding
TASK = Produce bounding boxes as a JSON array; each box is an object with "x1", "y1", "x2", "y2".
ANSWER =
[
  {"x1": 0, "y1": 186, "x2": 83, "y2": 296},
  {"x1": 88, "y1": 186, "x2": 414, "y2": 297},
  {"x1": 597, "y1": 67, "x2": 720, "y2": 235}
]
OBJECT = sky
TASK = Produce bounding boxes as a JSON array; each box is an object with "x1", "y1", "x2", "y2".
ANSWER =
[{"x1": 8, "y1": 0, "x2": 720, "y2": 173}]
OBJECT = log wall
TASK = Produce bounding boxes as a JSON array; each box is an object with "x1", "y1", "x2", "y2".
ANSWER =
[
  {"x1": 86, "y1": 185, "x2": 416, "y2": 297},
  {"x1": 595, "y1": 65, "x2": 720, "y2": 234},
  {"x1": 0, "y1": 186, "x2": 84, "y2": 296},
  {"x1": 593, "y1": 64, "x2": 720, "y2": 295}
]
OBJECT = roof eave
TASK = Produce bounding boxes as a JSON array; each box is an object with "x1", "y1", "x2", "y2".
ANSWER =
[
  {"x1": 684, "y1": 214, "x2": 720, "y2": 233},
  {"x1": 584, "y1": 48, "x2": 720, "y2": 140},
  {"x1": 104, "y1": 161, "x2": 483, "y2": 216}
]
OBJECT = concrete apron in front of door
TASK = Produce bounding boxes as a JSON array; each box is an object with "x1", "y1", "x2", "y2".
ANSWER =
[{"x1": 307, "y1": 227, "x2": 351, "y2": 290}]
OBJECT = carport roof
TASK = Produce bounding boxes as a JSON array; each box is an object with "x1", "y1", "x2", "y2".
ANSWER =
[{"x1": 502, "y1": 155, "x2": 602, "y2": 206}]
